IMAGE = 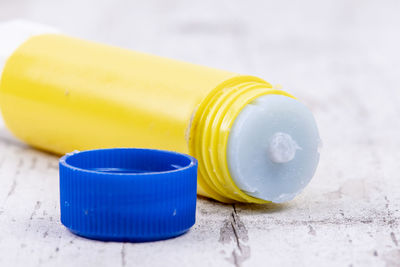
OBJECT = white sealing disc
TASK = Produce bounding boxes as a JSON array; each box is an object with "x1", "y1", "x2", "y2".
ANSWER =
[{"x1": 227, "y1": 94, "x2": 320, "y2": 203}]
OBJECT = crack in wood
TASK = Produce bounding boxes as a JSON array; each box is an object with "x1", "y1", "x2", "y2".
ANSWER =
[
  {"x1": 43, "y1": 230, "x2": 49, "y2": 238},
  {"x1": 3, "y1": 159, "x2": 24, "y2": 204},
  {"x1": 47, "y1": 160, "x2": 59, "y2": 170},
  {"x1": 7, "y1": 179, "x2": 17, "y2": 198},
  {"x1": 29, "y1": 201, "x2": 42, "y2": 221},
  {"x1": 390, "y1": 232, "x2": 398, "y2": 247},
  {"x1": 121, "y1": 243, "x2": 126, "y2": 267},
  {"x1": 308, "y1": 225, "x2": 316, "y2": 236},
  {"x1": 219, "y1": 204, "x2": 250, "y2": 267},
  {"x1": 30, "y1": 157, "x2": 37, "y2": 169}
]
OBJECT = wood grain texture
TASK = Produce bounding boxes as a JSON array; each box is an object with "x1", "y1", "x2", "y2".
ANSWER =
[{"x1": 1, "y1": 0, "x2": 400, "y2": 266}]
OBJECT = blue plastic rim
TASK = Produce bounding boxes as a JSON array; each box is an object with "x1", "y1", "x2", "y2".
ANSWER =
[{"x1": 59, "y1": 148, "x2": 198, "y2": 242}]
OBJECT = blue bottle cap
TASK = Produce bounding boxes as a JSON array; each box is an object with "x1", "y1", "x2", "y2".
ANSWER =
[{"x1": 59, "y1": 148, "x2": 198, "y2": 242}]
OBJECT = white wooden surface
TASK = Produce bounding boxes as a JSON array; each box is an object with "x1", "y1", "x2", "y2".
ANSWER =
[{"x1": 1, "y1": 0, "x2": 400, "y2": 266}]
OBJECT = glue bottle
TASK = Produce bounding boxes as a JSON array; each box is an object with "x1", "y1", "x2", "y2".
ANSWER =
[{"x1": 0, "y1": 20, "x2": 320, "y2": 204}]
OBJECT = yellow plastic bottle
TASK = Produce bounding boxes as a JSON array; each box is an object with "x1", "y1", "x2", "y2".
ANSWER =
[{"x1": 0, "y1": 21, "x2": 320, "y2": 204}]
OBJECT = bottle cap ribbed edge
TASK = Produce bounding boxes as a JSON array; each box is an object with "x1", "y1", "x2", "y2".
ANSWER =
[{"x1": 59, "y1": 148, "x2": 198, "y2": 242}]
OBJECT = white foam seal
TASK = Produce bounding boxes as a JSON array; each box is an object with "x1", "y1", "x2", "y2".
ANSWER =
[{"x1": 227, "y1": 94, "x2": 320, "y2": 203}]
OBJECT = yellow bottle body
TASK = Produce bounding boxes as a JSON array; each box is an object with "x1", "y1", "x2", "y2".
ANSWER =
[{"x1": 0, "y1": 34, "x2": 291, "y2": 203}]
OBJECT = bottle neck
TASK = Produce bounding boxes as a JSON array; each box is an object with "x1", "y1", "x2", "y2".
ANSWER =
[{"x1": 188, "y1": 75, "x2": 294, "y2": 203}]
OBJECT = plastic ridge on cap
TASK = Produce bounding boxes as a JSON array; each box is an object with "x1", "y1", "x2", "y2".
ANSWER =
[{"x1": 59, "y1": 148, "x2": 198, "y2": 242}]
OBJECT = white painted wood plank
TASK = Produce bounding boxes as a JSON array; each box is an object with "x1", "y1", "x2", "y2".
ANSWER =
[{"x1": 0, "y1": 0, "x2": 400, "y2": 266}]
